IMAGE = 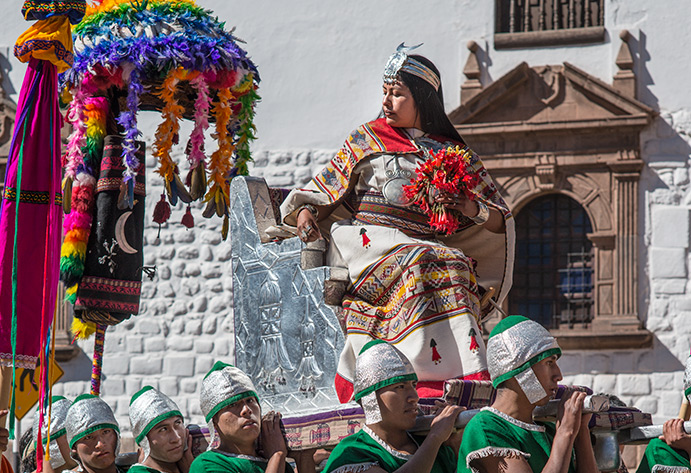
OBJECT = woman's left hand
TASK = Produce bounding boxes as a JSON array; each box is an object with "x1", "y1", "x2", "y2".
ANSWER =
[{"x1": 435, "y1": 192, "x2": 479, "y2": 218}]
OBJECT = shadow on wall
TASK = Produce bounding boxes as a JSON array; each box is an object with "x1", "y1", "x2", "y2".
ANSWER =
[
  {"x1": 559, "y1": 334, "x2": 685, "y2": 377},
  {"x1": 57, "y1": 349, "x2": 99, "y2": 383},
  {"x1": 0, "y1": 49, "x2": 15, "y2": 99}
]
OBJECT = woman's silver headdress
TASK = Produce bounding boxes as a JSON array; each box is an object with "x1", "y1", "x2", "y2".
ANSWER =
[{"x1": 383, "y1": 43, "x2": 440, "y2": 91}]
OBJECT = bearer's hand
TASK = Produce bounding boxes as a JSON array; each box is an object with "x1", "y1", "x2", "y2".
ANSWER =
[
  {"x1": 434, "y1": 192, "x2": 479, "y2": 218},
  {"x1": 0, "y1": 410, "x2": 9, "y2": 453},
  {"x1": 260, "y1": 411, "x2": 288, "y2": 459},
  {"x1": 427, "y1": 404, "x2": 464, "y2": 446},
  {"x1": 296, "y1": 208, "x2": 321, "y2": 243},
  {"x1": 660, "y1": 418, "x2": 691, "y2": 455},
  {"x1": 556, "y1": 390, "x2": 586, "y2": 442},
  {"x1": 433, "y1": 401, "x2": 465, "y2": 450},
  {"x1": 176, "y1": 428, "x2": 195, "y2": 473}
]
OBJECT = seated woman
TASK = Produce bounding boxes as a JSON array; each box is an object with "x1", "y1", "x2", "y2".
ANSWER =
[
  {"x1": 323, "y1": 340, "x2": 463, "y2": 473},
  {"x1": 190, "y1": 362, "x2": 314, "y2": 473},
  {"x1": 636, "y1": 418, "x2": 691, "y2": 473},
  {"x1": 458, "y1": 316, "x2": 598, "y2": 473},
  {"x1": 280, "y1": 44, "x2": 514, "y2": 401}
]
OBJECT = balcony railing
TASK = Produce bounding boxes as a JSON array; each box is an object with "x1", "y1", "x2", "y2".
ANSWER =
[{"x1": 495, "y1": 0, "x2": 605, "y2": 49}]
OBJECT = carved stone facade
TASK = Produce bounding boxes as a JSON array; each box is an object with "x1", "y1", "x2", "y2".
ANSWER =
[{"x1": 451, "y1": 34, "x2": 655, "y2": 348}]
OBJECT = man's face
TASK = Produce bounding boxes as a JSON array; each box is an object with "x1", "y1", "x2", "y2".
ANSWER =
[
  {"x1": 531, "y1": 355, "x2": 563, "y2": 406},
  {"x1": 375, "y1": 380, "x2": 420, "y2": 431},
  {"x1": 214, "y1": 397, "x2": 261, "y2": 446},
  {"x1": 147, "y1": 416, "x2": 186, "y2": 463},
  {"x1": 72, "y1": 427, "x2": 118, "y2": 473}
]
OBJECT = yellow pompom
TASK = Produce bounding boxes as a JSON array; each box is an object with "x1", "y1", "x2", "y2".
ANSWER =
[{"x1": 71, "y1": 317, "x2": 97, "y2": 340}]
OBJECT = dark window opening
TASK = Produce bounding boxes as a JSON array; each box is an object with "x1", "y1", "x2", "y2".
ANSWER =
[
  {"x1": 509, "y1": 194, "x2": 594, "y2": 329},
  {"x1": 496, "y1": 0, "x2": 604, "y2": 34}
]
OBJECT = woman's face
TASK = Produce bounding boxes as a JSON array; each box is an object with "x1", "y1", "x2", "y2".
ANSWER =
[
  {"x1": 382, "y1": 81, "x2": 420, "y2": 129},
  {"x1": 531, "y1": 355, "x2": 563, "y2": 406},
  {"x1": 375, "y1": 380, "x2": 419, "y2": 431}
]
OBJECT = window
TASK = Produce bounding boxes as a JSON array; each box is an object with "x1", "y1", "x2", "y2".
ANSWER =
[
  {"x1": 495, "y1": 0, "x2": 605, "y2": 49},
  {"x1": 510, "y1": 194, "x2": 593, "y2": 329}
]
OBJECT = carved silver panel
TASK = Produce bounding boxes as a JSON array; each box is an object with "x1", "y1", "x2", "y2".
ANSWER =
[{"x1": 230, "y1": 176, "x2": 345, "y2": 414}]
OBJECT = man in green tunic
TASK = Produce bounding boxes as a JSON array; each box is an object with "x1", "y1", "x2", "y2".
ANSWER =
[
  {"x1": 636, "y1": 353, "x2": 691, "y2": 473},
  {"x1": 323, "y1": 340, "x2": 464, "y2": 473},
  {"x1": 128, "y1": 386, "x2": 193, "y2": 473},
  {"x1": 66, "y1": 394, "x2": 125, "y2": 473},
  {"x1": 189, "y1": 362, "x2": 313, "y2": 473},
  {"x1": 458, "y1": 315, "x2": 598, "y2": 473}
]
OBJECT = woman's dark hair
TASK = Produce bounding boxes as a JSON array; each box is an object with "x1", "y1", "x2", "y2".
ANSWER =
[{"x1": 398, "y1": 55, "x2": 465, "y2": 143}]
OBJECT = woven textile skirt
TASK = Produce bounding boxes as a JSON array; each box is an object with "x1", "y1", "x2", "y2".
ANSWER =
[{"x1": 330, "y1": 221, "x2": 489, "y2": 402}]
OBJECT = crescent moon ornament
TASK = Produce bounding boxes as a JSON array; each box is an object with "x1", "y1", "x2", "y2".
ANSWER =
[{"x1": 115, "y1": 211, "x2": 138, "y2": 254}]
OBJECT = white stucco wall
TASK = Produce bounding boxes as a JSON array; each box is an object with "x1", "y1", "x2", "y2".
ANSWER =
[{"x1": 2, "y1": 0, "x2": 691, "y2": 435}]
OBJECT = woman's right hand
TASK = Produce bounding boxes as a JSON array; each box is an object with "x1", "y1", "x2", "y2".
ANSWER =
[{"x1": 297, "y1": 208, "x2": 322, "y2": 243}]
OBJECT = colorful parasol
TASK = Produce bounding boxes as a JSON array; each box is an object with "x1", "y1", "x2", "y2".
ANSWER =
[{"x1": 0, "y1": 0, "x2": 85, "y2": 449}]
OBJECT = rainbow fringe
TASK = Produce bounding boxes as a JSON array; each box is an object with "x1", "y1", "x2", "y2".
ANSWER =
[{"x1": 59, "y1": 97, "x2": 108, "y2": 307}]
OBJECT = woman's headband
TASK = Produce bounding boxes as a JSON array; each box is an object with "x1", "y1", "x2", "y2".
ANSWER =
[{"x1": 383, "y1": 43, "x2": 441, "y2": 91}]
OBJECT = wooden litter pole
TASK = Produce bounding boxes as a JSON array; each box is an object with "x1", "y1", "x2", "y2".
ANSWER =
[
  {"x1": 0, "y1": 366, "x2": 12, "y2": 429},
  {"x1": 679, "y1": 398, "x2": 690, "y2": 421}
]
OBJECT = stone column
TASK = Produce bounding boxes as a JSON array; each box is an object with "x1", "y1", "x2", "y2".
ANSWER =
[{"x1": 610, "y1": 157, "x2": 643, "y2": 326}]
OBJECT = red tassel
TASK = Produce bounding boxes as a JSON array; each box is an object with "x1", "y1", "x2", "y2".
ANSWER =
[
  {"x1": 181, "y1": 205, "x2": 194, "y2": 229},
  {"x1": 153, "y1": 193, "x2": 171, "y2": 239}
]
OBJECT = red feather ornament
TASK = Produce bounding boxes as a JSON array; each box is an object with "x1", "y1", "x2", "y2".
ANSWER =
[{"x1": 153, "y1": 193, "x2": 171, "y2": 239}]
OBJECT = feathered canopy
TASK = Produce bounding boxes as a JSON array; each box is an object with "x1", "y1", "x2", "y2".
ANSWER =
[{"x1": 60, "y1": 0, "x2": 260, "y2": 220}]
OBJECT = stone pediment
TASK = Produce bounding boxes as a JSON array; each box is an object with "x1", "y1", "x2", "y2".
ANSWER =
[{"x1": 449, "y1": 61, "x2": 654, "y2": 138}]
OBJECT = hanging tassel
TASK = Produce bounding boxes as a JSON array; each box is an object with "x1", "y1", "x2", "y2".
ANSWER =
[
  {"x1": 469, "y1": 328, "x2": 479, "y2": 352},
  {"x1": 181, "y1": 205, "x2": 194, "y2": 229},
  {"x1": 71, "y1": 316, "x2": 97, "y2": 341},
  {"x1": 90, "y1": 324, "x2": 106, "y2": 395},
  {"x1": 222, "y1": 214, "x2": 229, "y2": 241},
  {"x1": 152, "y1": 193, "x2": 171, "y2": 239},
  {"x1": 61, "y1": 176, "x2": 72, "y2": 214}
]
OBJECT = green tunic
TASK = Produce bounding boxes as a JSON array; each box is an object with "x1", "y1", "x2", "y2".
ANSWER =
[
  {"x1": 636, "y1": 438, "x2": 691, "y2": 473},
  {"x1": 458, "y1": 407, "x2": 576, "y2": 473},
  {"x1": 323, "y1": 425, "x2": 456, "y2": 473},
  {"x1": 190, "y1": 450, "x2": 295, "y2": 473},
  {"x1": 128, "y1": 464, "x2": 163, "y2": 473}
]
